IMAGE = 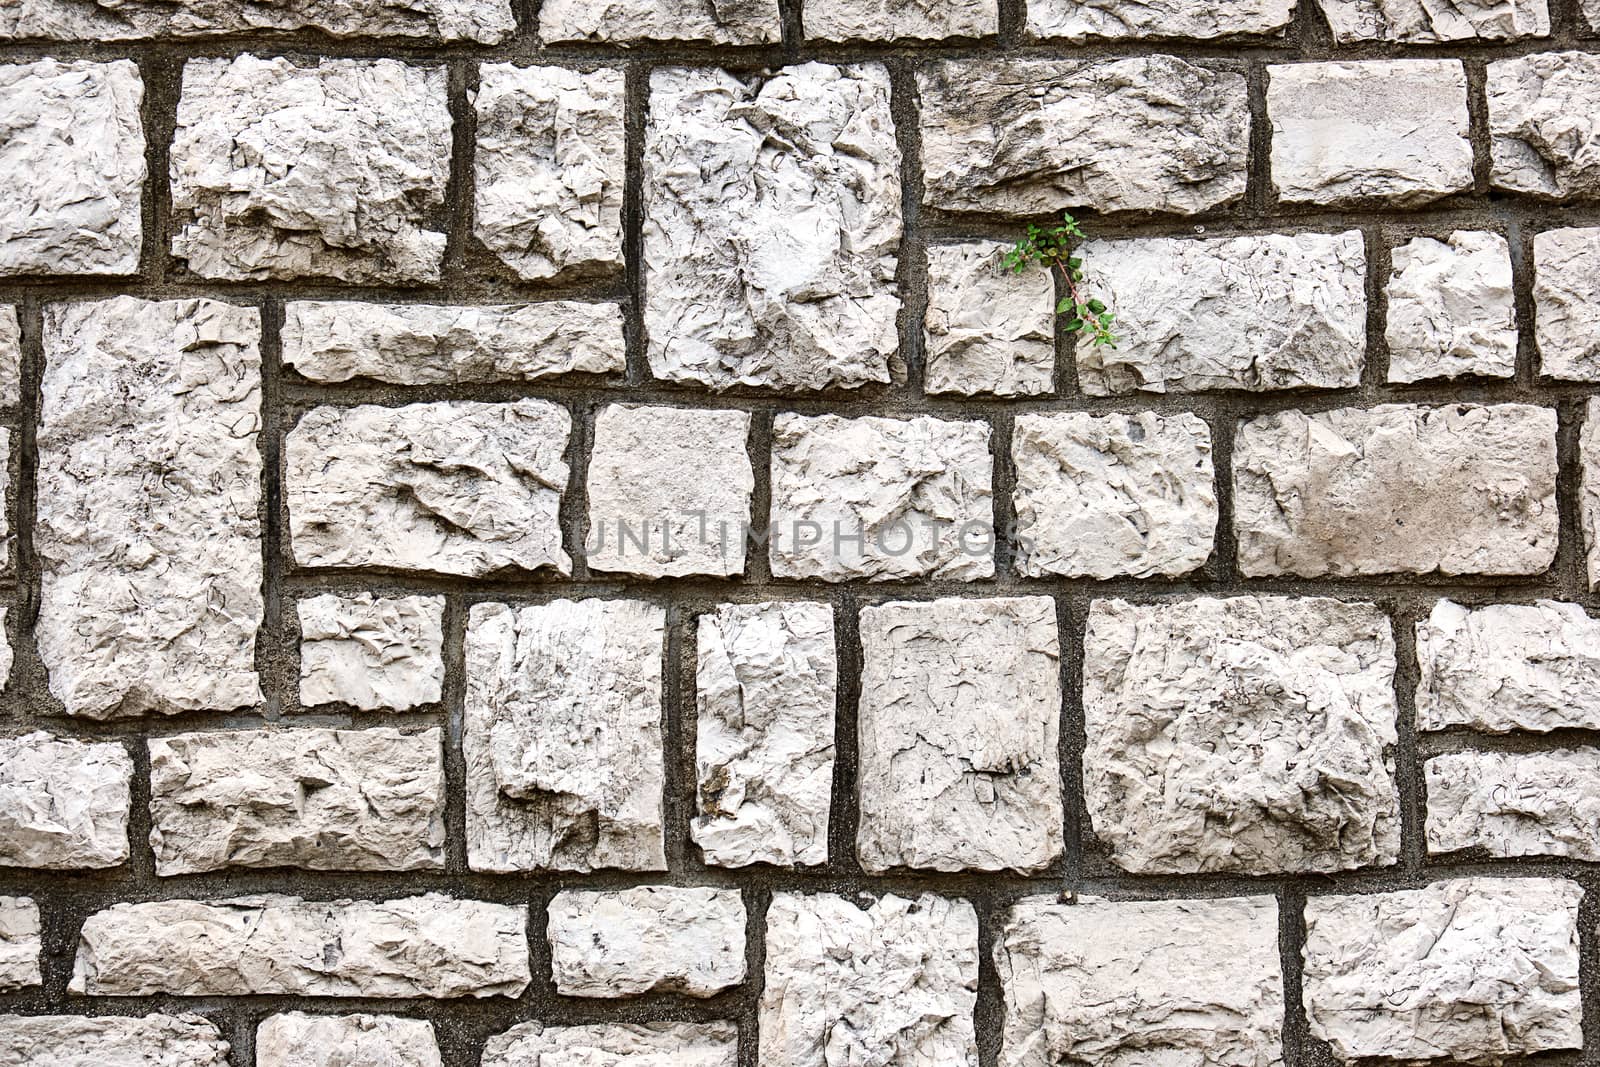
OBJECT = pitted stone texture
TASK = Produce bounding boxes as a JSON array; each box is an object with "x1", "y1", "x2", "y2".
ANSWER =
[
  {"x1": 1269, "y1": 61, "x2": 1473, "y2": 207},
  {"x1": 857, "y1": 596, "x2": 1063, "y2": 874},
  {"x1": 804, "y1": 0, "x2": 995, "y2": 40},
  {"x1": 465, "y1": 599, "x2": 667, "y2": 873},
  {"x1": 485, "y1": 1022, "x2": 738, "y2": 1067},
  {"x1": 0, "y1": 60, "x2": 143, "y2": 276},
  {"x1": 586, "y1": 405, "x2": 754, "y2": 579},
  {"x1": 1027, "y1": 0, "x2": 1293, "y2": 39},
  {"x1": 0, "y1": 899, "x2": 38, "y2": 992},
  {"x1": 1013, "y1": 412, "x2": 1217, "y2": 579},
  {"x1": 1534, "y1": 227, "x2": 1600, "y2": 380},
  {"x1": 0, "y1": 0, "x2": 514, "y2": 39},
  {"x1": 1302, "y1": 878, "x2": 1583, "y2": 1063},
  {"x1": 920, "y1": 57, "x2": 1248, "y2": 216},
  {"x1": 0, "y1": 307, "x2": 20, "y2": 407},
  {"x1": 1584, "y1": 398, "x2": 1600, "y2": 589},
  {"x1": 924, "y1": 241, "x2": 1055, "y2": 397},
  {"x1": 539, "y1": 0, "x2": 779, "y2": 43},
  {"x1": 1489, "y1": 53, "x2": 1600, "y2": 200},
  {"x1": 171, "y1": 56, "x2": 449, "y2": 283},
  {"x1": 0, "y1": 435, "x2": 11, "y2": 570},
  {"x1": 769, "y1": 413, "x2": 994, "y2": 582},
  {"x1": 1085, "y1": 596, "x2": 1400, "y2": 875},
  {"x1": 147, "y1": 727, "x2": 446, "y2": 876},
  {"x1": 694, "y1": 601, "x2": 837, "y2": 869},
  {"x1": 38, "y1": 297, "x2": 262, "y2": 719},
  {"x1": 298, "y1": 594, "x2": 445, "y2": 712},
  {"x1": 547, "y1": 887, "x2": 746, "y2": 998},
  {"x1": 283, "y1": 301, "x2": 625, "y2": 385},
  {"x1": 645, "y1": 65, "x2": 900, "y2": 393},
  {"x1": 1427, "y1": 749, "x2": 1600, "y2": 860},
  {"x1": 257, "y1": 1013, "x2": 441, "y2": 1067},
  {"x1": 475, "y1": 65, "x2": 624, "y2": 283},
  {"x1": 286, "y1": 400, "x2": 571, "y2": 578},
  {"x1": 0, "y1": 732, "x2": 131, "y2": 869},
  {"x1": 71, "y1": 894, "x2": 531, "y2": 998},
  {"x1": 1235, "y1": 404, "x2": 1558, "y2": 578},
  {"x1": 0, "y1": 1015, "x2": 230, "y2": 1067},
  {"x1": 1075, "y1": 231, "x2": 1367, "y2": 395},
  {"x1": 1315, "y1": 0, "x2": 1548, "y2": 41},
  {"x1": 762, "y1": 892, "x2": 978, "y2": 1067},
  {"x1": 1415, "y1": 599, "x2": 1600, "y2": 732},
  {"x1": 997, "y1": 896, "x2": 1284, "y2": 1067},
  {"x1": 1387, "y1": 232, "x2": 1518, "y2": 382},
  {"x1": 1588, "y1": 0, "x2": 1600, "y2": 30}
]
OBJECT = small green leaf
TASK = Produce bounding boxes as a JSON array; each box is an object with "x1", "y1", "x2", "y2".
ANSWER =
[
  {"x1": 1087, "y1": 298, "x2": 1105, "y2": 314},
  {"x1": 1065, "y1": 319, "x2": 1083, "y2": 332},
  {"x1": 1056, "y1": 297, "x2": 1073, "y2": 314}
]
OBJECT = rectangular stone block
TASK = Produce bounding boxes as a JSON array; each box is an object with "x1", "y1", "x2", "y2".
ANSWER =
[
  {"x1": 1314, "y1": 0, "x2": 1548, "y2": 41},
  {"x1": 486, "y1": 1022, "x2": 738, "y2": 1067},
  {"x1": 0, "y1": 306, "x2": 20, "y2": 407},
  {"x1": 1490, "y1": 53, "x2": 1600, "y2": 200},
  {"x1": 1427, "y1": 749, "x2": 1600, "y2": 861},
  {"x1": 804, "y1": 0, "x2": 995, "y2": 40},
  {"x1": 1235, "y1": 404, "x2": 1558, "y2": 578},
  {"x1": 540, "y1": 0, "x2": 779, "y2": 43},
  {"x1": 2, "y1": 0, "x2": 514, "y2": 39},
  {"x1": 1534, "y1": 227, "x2": 1600, "y2": 380},
  {"x1": 0, "y1": 732, "x2": 131, "y2": 869},
  {"x1": 258, "y1": 1014, "x2": 441, "y2": 1067},
  {"x1": 924, "y1": 240, "x2": 1055, "y2": 397},
  {"x1": 547, "y1": 886, "x2": 746, "y2": 998},
  {"x1": 0, "y1": 898, "x2": 39, "y2": 992},
  {"x1": 1386, "y1": 232, "x2": 1517, "y2": 383},
  {"x1": 297, "y1": 594, "x2": 445, "y2": 712},
  {"x1": 0, "y1": 1015, "x2": 230, "y2": 1067},
  {"x1": 1027, "y1": 0, "x2": 1293, "y2": 39}
]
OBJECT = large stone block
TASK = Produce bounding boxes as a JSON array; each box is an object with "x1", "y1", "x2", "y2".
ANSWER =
[
  {"x1": 1387, "y1": 232, "x2": 1517, "y2": 383},
  {"x1": 1027, "y1": 0, "x2": 1293, "y2": 39},
  {"x1": 257, "y1": 1014, "x2": 441, "y2": 1067},
  {"x1": 1489, "y1": 53, "x2": 1600, "y2": 200},
  {"x1": 297, "y1": 593, "x2": 445, "y2": 712},
  {"x1": 1533, "y1": 227, "x2": 1600, "y2": 380},
  {"x1": 539, "y1": 0, "x2": 779, "y2": 43},
  {"x1": 1314, "y1": 0, "x2": 1548, "y2": 41},
  {"x1": 0, "y1": 899, "x2": 38, "y2": 992},
  {"x1": 0, "y1": 1015, "x2": 230, "y2": 1067},
  {"x1": 924, "y1": 240, "x2": 1055, "y2": 397},
  {"x1": 804, "y1": 0, "x2": 995, "y2": 40},
  {"x1": 1427, "y1": 749, "x2": 1600, "y2": 861},
  {"x1": 485, "y1": 1022, "x2": 738, "y2": 1067},
  {"x1": 1, "y1": 0, "x2": 513, "y2": 39},
  {"x1": 0, "y1": 732, "x2": 131, "y2": 869},
  {"x1": 547, "y1": 887, "x2": 746, "y2": 998}
]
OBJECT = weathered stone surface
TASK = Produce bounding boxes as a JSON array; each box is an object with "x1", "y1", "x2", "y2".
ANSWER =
[
  {"x1": 0, "y1": 732, "x2": 131, "y2": 869},
  {"x1": 71, "y1": 894, "x2": 530, "y2": 998},
  {"x1": 464, "y1": 599, "x2": 667, "y2": 873},
  {"x1": 1427, "y1": 749, "x2": 1600, "y2": 860},
  {"x1": 1387, "y1": 232, "x2": 1518, "y2": 383},
  {"x1": 1302, "y1": 878, "x2": 1583, "y2": 1063},
  {"x1": 1588, "y1": 0, "x2": 1599, "y2": 31},
  {"x1": 258, "y1": 1013, "x2": 441, "y2": 1067},
  {"x1": 804, "y1": 0, "x2": 995, "y2": 40},
  {"x1": 171, "y1": 56, "x2": 450, "y2": 283},
  {"x1": 148, "y1": 727, "x2": 446, "y2": 875},
  {"x1": 485, "y1": 1022, "x2": 738, "y2": 1067},
  {"x1": 857, "y1": 596, "x2": 1063, "y2": 874},
  {"x1": 1269, "y1": 60, "x2": 1473, "y2": 206},
  {"x1": 1235, "y1": 404, "x2": 1558, "y2": 578},
  {"x1": 1415, "y1": 599, "x2": 1600, "y2": 732},
  {"x1": 1029, "y1": 0, "x2": 1291, "y2": 38},
  {"x1": 539, "y1": 0, "x2": 779, "y2": 43},
  {"x1": 1534, "y1": 227, "x2": 1600, "y2": 380},
  {"x1": 1085, "y1": 596, "x2": 1400, "y2": 874},
  {"x1": 1585, "y1": 398, "x2": 1600, "y2": 589},
  {"x1": 920, "y1": 57, "x2": 1248, "y2": 216},
  {"x1": 1, "y1": 0, "x2": 514, "y2": 39},
  {"x1": 298, "y1": 594, "x2": 445, "y2": 712},
  {"x1": 37, "y1": 297, "x2": 262, "y2": 719},
  {"x1": 1076, "y1": 231, "x2": 1366, "y2": 395},
  {"x1": 1013, "y1": 412, "x2": 1217, "y2": 578},
  {"x1": 0, "y1": 1015, "x2": 230, "y2": 1067},
  {"x1": 286, "y1": 400, "x2": 570, "y2": 578},
  {"x1": 0, "y1": 431, "x2": 11, "y2": 571},
  {"x1": 0, "y1": 307, "x2": 21, "y2": 407},
  {"x1": 644, "y1": 65, "x2": 900, "y2": 392},
  {"x1": 1315, "y1": 0, "x2": 1549, "y2": 41},
  {"x1": 694, "y1": 601, "x2": 836, "y2": 869},
  {"x1": 475, "y1": 65, "x2": 624, "y2": 283},
  {"x1": 1489, "y1": 53, "x2": 1600, "y2": 200},
  {"x1": 547, "y1": 886, "x2": 746, "y2": 998},
  {"x1": 997, "y1": 896, "x2": 1284, "y2": 1067},
  {"x1": 283, "y1": 301, "x2": 625, "y2": 385},
  {"x1": 924, "y1": 241, "x2": 1055, "y2": 397},
  {"x1": 762, "y1": 892, "x2": 978, "y2": 1067},
  {"x1": 586, "y1": 405, "x2": 753, "y2": 578},
  {"x1": 0, "y1": 60, "x2": 143, "y2": 276},
  {"x1": 769, "y1": 413, "x2": 993, "y2": 582},
  {"x1": 0, "y1": 898, "x2": 39, "y2": 992}
]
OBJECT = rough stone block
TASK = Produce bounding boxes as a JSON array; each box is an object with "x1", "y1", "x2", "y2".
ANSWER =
[
  {"x1": 0, "y1": 306, "x2": 21, "y2": 407},
  {"x1": 1302, "y1": 878, "x2": 1583, "y2": 1063},
  {"x1": 804, "y1": 0, "x2": 995, "y2": 40},
  {"x1": 298, "y1": 594, "x2": 445, "y2": 712},
  {"x1": 1315, "y1": 0, "x2": 1548, "y2": 41},
  {"x1": 0, "y1": 1015, "x2": 230, "y2": 1067},
  {"x1": 485, "y1": 1022, "x2": 738, "y2": 1067},
  {"x1": 547, "y1": 886, "x2": 746, "y2": 998},
  {"x1": 1027, "y1": 0, "x2": 1293, "y2": 39},
  {"x1": 0, "y1": 732, "x2": 131, "y2": 869},
  {"x1": 1269, "y1": 60, "x2": 1473, "y2": 206},
  {"x1": 1588, "y1": 0, "x2": 1599, "y2": 31},
  {"x1": 539, "y1": 0, "x2": 779, "y2": 43},
  {"x1": 1534, "y1": 227, "x2": 1600, "y2": 380},
  {"x1": 1489, "y1": 53, "x2": 1600, "y2": 200},
  {"x1": 1013, "y1": 411, "x2": 1217, "y2": 578},
  {"x1": 644, "y1": 64, "x2": 900, "y2": 392},
  {"x1": 0, "y1": 431, "x2": 11, "y2": 571},
  {"x1": 257, "y1": 1014, "x2": 441, "y2": 1067},
  {"x1": 924, "y1": 241, "x2": 1055, "y2": 397},
  {"x1": 920, "y1": 57, "x2": 1249, "y2": 216},
  {"x1": 464, "y1": 599, "x2": 666, "y2": 873},
  {"x1": 1, "y1": 0, "x2": 514, "y2": 40},
  {"x1": 1584, "y1": 398, "x2": 1600, "y2": 589},
  {"x1": 857, "y1": 596, "x2": 1063, "y2": 874},
  {"x1": 1235, "y1": 404, "x2": 1558, "y2": 578},
  {"x1": 1085, "y1": 596, "x2": 1400, "y2": 874},
  {"x1": 694, "y1": 601, "x2": 836, "y2": 869},
  {"x1": 1427, "y1": 749, "x2": 1600, "y2": 860},
  {"x1": 171, "y1": 56, "x2": 450, "y2": 283},
  {"x1": 762, "y1": 892, "x2": 978, "y2": 1067},
  {"x1": 0, "y1": 898, "x2": 39, "y2": 992},
  {"x1": 1387, "y1": 232, "x2": 1518, "y2": 382}
]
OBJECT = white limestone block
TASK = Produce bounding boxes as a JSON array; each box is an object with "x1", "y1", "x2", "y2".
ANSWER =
[
  {"x1": 1315, "y1": 0, "x2": 1548, "y2": 41},
  {"x1": 484, "y1": 1022, "x2": 738, "y2": 1067},
  {"x1": 924, "y1": 241, "x2": 1055, "y2": 397},
  {"x1": 546, "y1": 886, "x2": 746, "y2": 998},
  {"x1": 0, "y1": 1015, "x2": 230, "y2": 1067},
  {"x1": 1489, "y1": 52, "x2": 1600, "y2": 200},
  {"x1": 539, "y1": 0, "x2": 779, "y2": 43},
  {"x1": 0, "y1": 732, "x2": 131, "y2": 869},
  {"x1": 298, "y1": 594, "x2": 445, "y2": 712},
  {"x1": 1, "y1": 0, "x2": 514, "y2": 40},
  {"x1": 1534, "y1": 227, "x2": 1600, "y2": 380},
  {"x1": 804, "y1": 0, "x2": 995, "y2": 40},
  {"x1": 1427, "y1": 749, "x2": 1600, "y2": 860},
  {"x1": 1386, "y1": 232, "x2": 1518, "y2": 382},
  {"x1": 0, "y1": 898, "x2": 39, "y2": 992},
  {"x1": 1585, "y1": 398, "x2": 1600, "y2": 589},
  {"x1": 1028, "y1": 0, "x2": 1293, "y2": 38},
  {"x1": 257, "y1": 1013, "x2": 441, "y2": 1067}
]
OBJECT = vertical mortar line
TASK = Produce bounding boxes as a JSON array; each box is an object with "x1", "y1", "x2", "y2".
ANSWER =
[
  {"x1": 1554, "y1": 397, "x2": 1589, "y2": 597},
  {"x1": 738, "y1": 885, "x2": 770, "y2": 1067},
  {"x1": 518, "y1": 0, "x2": 543, "y2": 41},
  {"x1": 14, "y1": 296, "x2": 43, "y2": 734},
  {"x1": 443, "y1": 58, "x2": 480, "y2": 276},
  {"x1": 1056, "y1": 594, "x2": 1084, "y2": 891},
  {"x1": 562, "y1": 397, "x2": 595, "y2": 580},
  {"x1": 1462, "y1": 57, "x2": 1493, "y2": 198},
  {"x1": 1362, "y1": 226, "x2": 1392, "y2": 389},
  {"x1": 661, "y1": 598, "x2": 693, "y2": 877},
  {"x1": 258, "y1": 297, "x2": 286, "y2": 723},
  {"x1": 990, "y1": 411, "x2": 1017, "y2": 580},
  {"x1": 1245, "y1": 59, "x2": 1275, "y2": 221},
  {"x1": 441, "y1": 592, "x2": 470, "y2": 873},
  {"x1": 888, "y1": 59, "x2": 928, "y2": 399},
  {"x1": 1209, "y1": 403, "x2": 1240, "y2": 585},
  {"x1": 1577, "y1": 870, "x2": 1600, "y2": 1067},
  {"x1": 622, "y1": 62, "x2": 650, "y2": 387},
  {"x1": 1278, "y1": 882, "x2": 1312, "y2": 1067},
  {"x1": 974, "y1": 889, "x2": 1003, "y2": 1067},
  {"x1": 1053, "y1": 258, "x2": 1077, "y2": 398},
  {"x1": 231, "y1": 1009, "x2": 256, "y2": 1067},
  {"x1": 137, "y1": 51, "x2": 179, "y2": 286},
  {"x1": 1388, "y1": 596, "x2": 1428, "y2": 873},
  {"x1": 826, "y1": 588, "x2": 863, "y2": 874},
  {"x1": 745, "y1": 409, "x2": 774, "y2": 585},
  {"x1": 1507, "y1": 215, "x2": 1540, "y2": 389},
  {"x1": 778, "y1": 0, "x2": 805, "y2": 61},
  {"x1": 995, "y1": 0, "x2": 1027, "y2": 47}
]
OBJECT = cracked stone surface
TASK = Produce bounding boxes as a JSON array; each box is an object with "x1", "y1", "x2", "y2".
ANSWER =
[
  {"x1": 539, "y1": 0, "x2": 779, "y2": 43},
  {"x1": 1302, "y1": 878, "x2": 1583, "y2": 1063},
  {"x1": 644, "y1": 64, "x2": 901, "y2": 392},
  {"x1": 1489, "y1": 52, "x2": 1600, "y2": 200},
  {"x1": 1085, "y1": 596, "x2": 1401, "y2": 875},
  {"x1": 547, "y1": 886, "x2": 746, "y2": 998},
  {"x1": 1076, "y1": 231, "x2": 1367, "y2": 395},
  {"x1": 70, "y1": 894, "x2": 531, "y2": 998},
  {"x1": 0, "y1": 307, "x2": 20, "y2": 407},
  {"x1": 1585, "y1": 399, "x2": 1600, "y2": 589},
  {"x1": 1012, "y1": 411, "x2": 1217, "y2": 579},
  {"x1": 1269, "y1": 60, "x2": 1473, "y2": 206},
  {"x1": 484, "y1": 1022, "x2": 738, "y2": 1067},
  {"x1": 857, "y1": 596, "x2": 1063, "y2": 874},
  {"x1": 1315, "y1": 0, "x2": 1549, "y2": 41},
  {"x1": 1235, "y1": 404, "x2": 1558, "y2": 578},
  {"x1": 923, "y1": 240, "x2": 1055, "y2": 397},
  {"x1": 475, "y1": 64, "x2": 625, "y2": 283},
  {"x1": 920, "y1": 56, "x2": 1249, "y2": 216},
  {"x1": 1027, "y1": 0, "x2": 1293, "y2": 39},
  {"x1": 803, "y1": 0, "x2": 995, "y2": 40},
  {"x1": 0, "y1": 1015, "x2": 230, "y2": 1067},
  {"x1": 147, "y1": 727, "x2": 446, "y2": 876},
  {"x1": 283, "y1": 301, "x2": 625, "y2": 385},
  {"x1": 464, "y1": 599, "x2": 667, "y2": 873},
  {"x1": 0, "y1": 899, "x2": 38, "y2": 992},
  {"x1": 286, "y1": 400, "x2": 571, "y2": 578},
  {"x1": 0, "y1": 436, "x2": 11, "y2": 571},
  {"x1": 586, "y1": 405, "x2": 754, "y2": 579},
  {"x1": 1387, "y1": 231, "x2": 1518, "y2": 382},
  {"x1": 37, "y1": 297, "x2": 263, "y2": 719},
  {"x1": 1427, "y1": 749, "x2": 1600, "y2": 861},
  {"x1": 1, "y1": 0, "x2": 514, "y2": 39},
  {"x1": 0, "y1": 732, "x2": 131, "y2": 870},
  {"x1": 996, "y1": 895, "x2": 1285, "y2": 1067},
  {"x1": 769, "y1": 413, "x2": 994, "y2": 582},
  {"x1": 170, "y1": 55, "x2": 450, "y2": 283},
  {"x1": 257, "y1": 1014, "x2": 441, "y2": 1067},
  {"x1": 298, "y1": 594, "x2": 445, "y2": 712},
  {"x1": 1534, "y1": 227, "x2": 1600, "y2": 380}
]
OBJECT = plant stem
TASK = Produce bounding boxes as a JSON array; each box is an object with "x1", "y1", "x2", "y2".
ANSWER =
[{"x1": 1053, "y1": 260, "x2": 1088, "y2": 313}]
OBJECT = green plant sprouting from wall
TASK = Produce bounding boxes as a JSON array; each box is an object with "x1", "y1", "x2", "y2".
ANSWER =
[{"x1": 1002, "y1": 212, "x2": 1118, "y2": 348}]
